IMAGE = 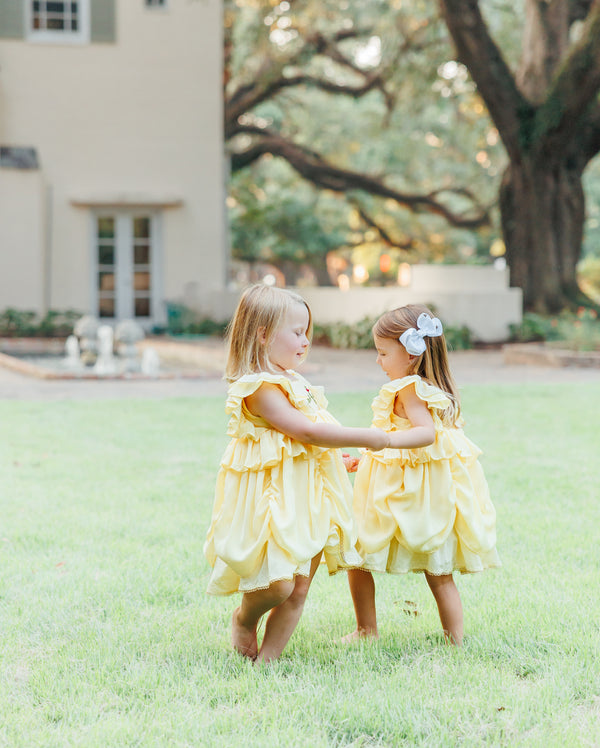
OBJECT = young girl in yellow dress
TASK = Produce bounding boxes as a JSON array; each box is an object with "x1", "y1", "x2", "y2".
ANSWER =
[
  {"x1": 204, "y1": 285, "x2": 388, "y2": 663},
  {"x1": 344, "y1": 304, "x2": 500, "y2": 646}
]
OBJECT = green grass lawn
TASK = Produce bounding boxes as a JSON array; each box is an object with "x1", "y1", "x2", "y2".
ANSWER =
[{"x1": 1, "y1": 384, "x2": 599, "y2": 747}]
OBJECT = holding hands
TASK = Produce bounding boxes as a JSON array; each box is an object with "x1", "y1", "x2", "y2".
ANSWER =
[{"x1": 342, "y1": 453, "x2": 360, "y2": 473}]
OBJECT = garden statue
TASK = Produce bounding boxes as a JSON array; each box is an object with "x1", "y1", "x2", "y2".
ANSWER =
[
  {"x1": 94, "y1": 325, "x2": 117, "y2": 375},
  {"x1": 64, "y1": 335, "x2": 81, "y2": 369},
  {"x1": 141, "y1": 347, "x2": 160, "y2": 377},
  {"x1": 74, "y1": 315, "x2": 100, "y2": 366},
  {"x1": 115, "y1": 319, "x2": 145, "y2": 373}
]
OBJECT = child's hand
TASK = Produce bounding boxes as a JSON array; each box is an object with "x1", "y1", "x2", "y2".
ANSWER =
[
  {"x1": 369, "y1": 428, "x2": 390, "y2": 451},
  {"x1": 342, "y1": 453, "x2": 360, "y2": 473}
]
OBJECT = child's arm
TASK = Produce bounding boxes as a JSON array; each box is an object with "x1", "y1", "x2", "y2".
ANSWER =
[
  {"x1": 387, "y1": 385, "x2": 436, "y2": 449},
  {"x1": 245, "y1": 383, "x2": 389, "y2": 450}
]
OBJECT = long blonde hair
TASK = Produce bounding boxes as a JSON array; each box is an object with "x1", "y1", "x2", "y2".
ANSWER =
[
  {"x1": 374, "y1": 304, "x2": 460, "y2": 424},
  {"x1": 225, "y1": 285, "x2": 313, "y2": 382}
]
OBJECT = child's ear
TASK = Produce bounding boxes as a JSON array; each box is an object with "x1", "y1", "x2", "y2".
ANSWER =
[{"x1": 257, "y1": 326, "x2": 267, "y2": 345}]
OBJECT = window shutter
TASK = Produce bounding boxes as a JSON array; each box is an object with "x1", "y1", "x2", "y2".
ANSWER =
[
  {"x1": 0, "y1": 0, "x2": 25, "y2": 39},
  {"x1": 90, "y1": 0, "x2": 116, "y2": 43}
]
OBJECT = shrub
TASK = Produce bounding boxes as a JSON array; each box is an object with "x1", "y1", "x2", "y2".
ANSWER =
[
  {"x1": 0, "y1": 308, "x2": 80, "y2": 338},
  {"x1": 509, "y1": 309, "x2": 600, "y2": 351},
  {"x1": 163, "y1": 303, "x2": 228, "y2": 337},
  {"x1": 313, "y1": 316, "x2": 473, "y2": 350},
  {"x1": 444, "y1": 324, "x2": 473, "y2": 351},
  {"x1": 509, "y1": 313, "x2": 560, "y2": 343},
  {"x1": 313, "y1": 316, "x2": 378, "y2": 349}
]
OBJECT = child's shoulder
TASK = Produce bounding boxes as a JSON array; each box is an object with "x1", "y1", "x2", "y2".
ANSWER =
[
  {"x1": 375, "y1": 376, "x2": 451, "y2": 411},
  {"x1": 227, "y1": 371, "x2": 292, "y2": 401},
  {"x1": 226, "y1": 370, "x2": 326, "y2": 412}
]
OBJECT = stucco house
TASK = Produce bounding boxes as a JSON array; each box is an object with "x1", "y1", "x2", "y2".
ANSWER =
[{"x1": 0, "y1": 0, "x2": 225, "y2": 329}]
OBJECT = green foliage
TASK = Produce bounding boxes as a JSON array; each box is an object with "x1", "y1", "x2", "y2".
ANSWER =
[
  {"x1": 0, "y1": 308, "x2": 80, "y2": 338},
  {"x1": 509, "y1": 312, "x2": 559, "y2": 343},
  {"x1": 226, "y1": 0, "x2": 514, "y2": 280},
  {"x1": 444, "y1": 324, "x2": 473, "y2": 351},
  {"x1": 314, "y1": 315, "x2": 473, "y2": 350},
  {"x1": 229, "y1": 165, "x2": 348, "y2": 274},
  {"x1": 510, "y1": 309, "x2": 600, "y2": 351},
  {"x1": 313, "y1": 316, "x2": 379, "y2": 349},
  {"x1": 164, "y1": 303, "x2": 228, "y2": 337}
]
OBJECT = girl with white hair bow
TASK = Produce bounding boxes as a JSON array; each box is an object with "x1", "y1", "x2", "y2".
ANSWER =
[{"x1": 343, "y1": 303, "x2": 500, "y2": 647}]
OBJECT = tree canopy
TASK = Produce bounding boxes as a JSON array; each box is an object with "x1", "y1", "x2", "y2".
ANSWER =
[{"x1": 225, "y1": 0, "x2": 600, "y2": 309}]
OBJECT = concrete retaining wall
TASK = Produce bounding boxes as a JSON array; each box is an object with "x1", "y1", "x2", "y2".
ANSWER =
[{"x1": 208, "y1": 265, "x2": 523, "y2": 343}]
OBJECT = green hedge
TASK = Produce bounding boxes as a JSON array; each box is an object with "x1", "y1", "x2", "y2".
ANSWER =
[{"x1": 0, "y1": 308, "x2": 81, "y2": 338}]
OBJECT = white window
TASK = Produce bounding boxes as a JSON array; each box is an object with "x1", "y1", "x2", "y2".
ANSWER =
[
  {"x1": 27, "y1": 0, "x2": 90, "y2": 44},
  {"x1": 92, "y1": 212, "x2": 162, "y2": 324}
]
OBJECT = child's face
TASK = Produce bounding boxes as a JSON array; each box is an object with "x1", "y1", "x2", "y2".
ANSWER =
[
  {"x1": 265, "y1": 302, "x2": 310, "y2": 372},
  {"x1": 374, "y1": 334, "x2": 413, "y2": 380}
]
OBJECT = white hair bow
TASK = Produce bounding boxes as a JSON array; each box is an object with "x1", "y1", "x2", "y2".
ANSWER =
[{"x1": 399, "y1": 313, "x2": 443, "y2": 355}]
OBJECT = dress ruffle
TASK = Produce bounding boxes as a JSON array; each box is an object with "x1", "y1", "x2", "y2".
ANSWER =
[
  {"x1": 225, "y1": 372, "x2": 328, "y2": 440},
  {"x1": 353, "y1": 375, "x2": 500, "y2": 575},
  {"x1": 204, "y1": 371, "x2": 362, "y2": 595}
]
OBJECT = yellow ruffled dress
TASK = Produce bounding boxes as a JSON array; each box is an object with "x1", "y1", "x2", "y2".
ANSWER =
[
  {"x1": 353, "y1": 375, "x2": 500, "y2": 575},
  {"x1": 204, "y1": 371, "x2": 363, "y2": 595}
]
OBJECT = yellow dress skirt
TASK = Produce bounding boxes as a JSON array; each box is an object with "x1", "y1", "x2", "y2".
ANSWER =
[
  {"x1": 204, "y1": 371, "x2": 363, "y2": 595},
  {"x1": 353, "y1": 375, "x2": 500, "y2": 575}
]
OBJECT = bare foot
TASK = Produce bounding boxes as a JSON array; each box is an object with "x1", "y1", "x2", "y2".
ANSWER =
[
  {"x1": 339, "y1": 628, "x2": 378, "y2": 644},
  {"x1": 231, "y1": 607, "x2": 258, "y2": 660}
]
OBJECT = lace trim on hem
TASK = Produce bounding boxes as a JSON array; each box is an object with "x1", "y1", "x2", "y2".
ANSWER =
[
  {"x1": 207, "y1": 569, "x2": 312, "y2": 597},
  {"x1": 359, "y1": 562, "x2": 502, "y2": 576}
]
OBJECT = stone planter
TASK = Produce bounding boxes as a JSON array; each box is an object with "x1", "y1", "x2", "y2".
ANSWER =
[{"x1": 503, "y1": 343, "x2": 600, "y2": 368}]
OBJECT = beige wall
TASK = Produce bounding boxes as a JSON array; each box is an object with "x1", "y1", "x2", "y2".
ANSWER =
[
  {"x1": 0, "y1": 0, "x2": 224, "y2": 320},
  {"x1": 0, "y1": 168, "x2": 46, "y2": 311}
]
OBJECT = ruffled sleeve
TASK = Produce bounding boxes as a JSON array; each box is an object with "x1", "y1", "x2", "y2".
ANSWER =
[
  {"x1": 225, "y1": 373, "x2": 295, "y2": 439},
  {"x1": 371, "y1": 375, "x2": 451, "y2": 431},
  {"x1": 219, "y1": 371, "x2": 339, "y2": 475}
]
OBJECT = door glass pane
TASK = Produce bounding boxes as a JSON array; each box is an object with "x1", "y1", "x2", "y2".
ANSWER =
[
  {"x1": 97, "y1": 218, "x2": 115, "y2": 239},
  {"x1": 134, "y1": 245, "x2": 150, "y2": 264},
  {"x1": 134, "y1": 298, "x2": 150, "y2": 317},
  {"x1": 99, "y1": 297, "x2": 115, "y2": 317},
  {"x1": 98, "y1": 272, "x2": 115, "y2": 291},
  {"x1": 134, "y1": 217, "x2": 150, "y2": 239},
  {"x1": 98, "y1": 245, "x2": 114, "y2": 265},
  {"x1": 134, "y1": 272, "x2": 150, "y2": 291}
]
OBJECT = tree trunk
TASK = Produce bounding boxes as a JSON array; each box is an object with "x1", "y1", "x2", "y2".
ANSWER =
[
  {"x1": 499, "y1": 156, "x2": 585, "y2": 312},
  {"x1": 310, "y1": 253, "x2": 335, "y2": 286}
]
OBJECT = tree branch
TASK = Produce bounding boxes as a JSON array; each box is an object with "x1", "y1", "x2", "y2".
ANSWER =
[
  {"x1": 570, "y1": 0, "x2": 595, "y2": 24},
  {"x1": 437, "y1": 0, "x2": 531, "y2": 161},
  {"x1": 226, "y1": 29, "x2": 387, "y2": 136},
  {"x1": 351, "y1": 202, "x2": 415, "y2": 249},
  {"x1": 533, "y1": 1, "x2": 600, "y2": 156},
  {"x1": 229, "y1": 129, "x2": 490, "y2": 228}
]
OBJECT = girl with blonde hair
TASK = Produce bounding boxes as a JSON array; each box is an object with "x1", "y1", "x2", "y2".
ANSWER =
[
  {"x1": 344, "y1": 304, "x2": 500, "y2": 646},
  {"x1": 204, "y1": 284, "x2": 388, "y2": 662}
]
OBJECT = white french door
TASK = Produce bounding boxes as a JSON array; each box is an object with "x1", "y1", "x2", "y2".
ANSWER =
[{"x1": 92, "y1": 211, "x2": 162, "y2": 324}]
